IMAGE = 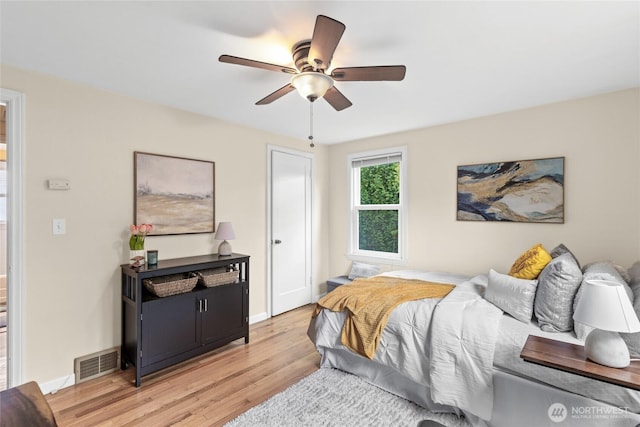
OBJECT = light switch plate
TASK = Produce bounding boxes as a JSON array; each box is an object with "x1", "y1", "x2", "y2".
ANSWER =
[{"x1": 52, "y1": 218, "x2": 66, "y2": 235}]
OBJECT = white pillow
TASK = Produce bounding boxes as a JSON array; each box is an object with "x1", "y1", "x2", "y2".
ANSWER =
[
  {"x1": 348, "y1": 262, "x2": 380, "y2": 280},
  {"x1": 485, "y1": 269, "x2": 538, "y2": 323}
]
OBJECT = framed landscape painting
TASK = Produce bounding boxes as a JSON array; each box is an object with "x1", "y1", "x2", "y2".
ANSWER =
[
  {"x1": 457, "y1": 157, "x2": 564, "y2": 223},
  {"x1": 134, "y1": 152, "x2": 215, "y2": 235}
]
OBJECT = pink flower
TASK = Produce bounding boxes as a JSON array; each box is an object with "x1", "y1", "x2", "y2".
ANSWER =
[
  {"x1": 129, "y1": 223, "x2": 153, "y2": 250},
  {"x1": 139, "y1": 224, "x2": 153, "y2": 233}
]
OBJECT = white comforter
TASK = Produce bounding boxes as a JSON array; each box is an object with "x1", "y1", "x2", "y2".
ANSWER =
[
  {"x1": 429, "y1": 274, "x2": 503, "y2": 420},
  {"x1": 310, "y1": 271, "x2": 502, "y2": 419},
  {"x1": 311, "y1": 271, "x2": 464, "y2": 393}
]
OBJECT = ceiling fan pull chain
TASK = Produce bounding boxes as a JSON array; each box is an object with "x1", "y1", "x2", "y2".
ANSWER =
[{"x1": 308, "y1": 101, "x2": 315, "y2": 148}]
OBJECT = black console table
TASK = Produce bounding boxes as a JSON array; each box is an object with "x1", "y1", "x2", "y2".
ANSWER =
[{"x1": 121, "y1": 253, "x2": 250, "y2": 386}]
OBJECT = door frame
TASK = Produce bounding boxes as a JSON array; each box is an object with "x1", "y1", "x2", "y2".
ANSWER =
[
  {"x1": 1, "y1": 88, "x2": 25, "y2": 387},
  {"x1": 266, "y1": 145, "x2": 313, "y2": 318}
]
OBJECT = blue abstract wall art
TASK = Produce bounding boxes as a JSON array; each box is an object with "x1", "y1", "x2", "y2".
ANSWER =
[{"x1": 457, "y1": 157, "x2": 564, "y2": 223}]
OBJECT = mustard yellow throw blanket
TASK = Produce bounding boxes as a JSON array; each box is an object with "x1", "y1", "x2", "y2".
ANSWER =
[{"x1": 312, "y1": 276, "x2": 455, "y2": 359}]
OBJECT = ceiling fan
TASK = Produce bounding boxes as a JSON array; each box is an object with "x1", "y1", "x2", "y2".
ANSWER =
[{"x1": 219, "y1": 15, "x2": 406, "y2": 111}]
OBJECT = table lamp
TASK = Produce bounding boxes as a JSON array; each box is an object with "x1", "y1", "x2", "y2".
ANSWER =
[
  {"x1": 573, "y1": 279, "x2": 640, "y2": 368},
  {"x1": 215, "y1": 222, "x2": 235, "y2": 256}
]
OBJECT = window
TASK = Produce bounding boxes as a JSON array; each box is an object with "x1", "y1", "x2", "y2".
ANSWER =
[{"x1": 349, "y1": 147, "x2": 406, "y2": 263}]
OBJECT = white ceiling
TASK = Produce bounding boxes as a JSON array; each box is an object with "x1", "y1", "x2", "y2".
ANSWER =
[{"x1": 1, "y1": 1, "x2": 638, "y2": 145}]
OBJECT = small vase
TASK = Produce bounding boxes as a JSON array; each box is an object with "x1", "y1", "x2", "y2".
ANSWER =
[{"x1": 129, "y1": 249, "x2": 146, "y2": 266}]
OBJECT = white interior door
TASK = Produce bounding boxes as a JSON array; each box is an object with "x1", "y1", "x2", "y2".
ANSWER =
[{"x1": 270, "y1": 148, "x2": 312, "y2": 316}]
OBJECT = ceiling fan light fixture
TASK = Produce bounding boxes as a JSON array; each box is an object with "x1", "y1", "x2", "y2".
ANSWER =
[{"x1": 291, "y1": 72, "x2": 334, "y2": 101}]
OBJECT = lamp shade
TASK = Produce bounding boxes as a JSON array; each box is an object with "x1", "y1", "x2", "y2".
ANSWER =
[
  {"x1": 215, "y1": 222, "x2": 235, "y2": 241},
  {"x1": 573, "y1": 279, "x2": 640, "y2": 333},
  {"x1": 291, "y1": 72, "x2": 333, "y2": 101}
]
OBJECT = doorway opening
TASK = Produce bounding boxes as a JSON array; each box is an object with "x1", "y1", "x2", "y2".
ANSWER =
[
  {"x1": 1, "y1": 88, "x2": 25, "y2": 389},
  {"x1": 0, "y1": 103, "x2": 7, "y2": 390}
]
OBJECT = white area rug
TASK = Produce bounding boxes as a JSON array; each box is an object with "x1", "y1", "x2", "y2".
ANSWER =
[{"x1": 226, "y1": 368, "x2": 471, "y2": 427}]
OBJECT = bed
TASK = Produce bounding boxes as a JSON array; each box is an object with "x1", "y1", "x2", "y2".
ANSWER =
[{"x1": 308, "y1": 248, "x2": 640, "y2": 427}]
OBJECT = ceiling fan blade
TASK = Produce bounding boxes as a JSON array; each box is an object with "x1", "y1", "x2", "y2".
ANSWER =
[
  {"x1": 308, "y1": 15, "x2": 346, "y2": 70},
  {"x1": 323, "y1": 86, "x2": 352, "y2": 111},
  {"x1": 331, "y1": 66, "x2": 406, "y2": 81},
  {"x1": 256, "y1": 84, "x2": 296, "y2": 105},
  {"x1": 219, "y1": 55, "x2": 297, "y2": 74}
]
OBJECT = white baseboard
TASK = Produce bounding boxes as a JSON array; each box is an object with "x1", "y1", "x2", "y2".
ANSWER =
[
  {"x1": 39, "y1": 373, "x2": 75, "y2": 395},
  {"x1": 249, "y1": 312, "x2": 269, "y2": 324}
]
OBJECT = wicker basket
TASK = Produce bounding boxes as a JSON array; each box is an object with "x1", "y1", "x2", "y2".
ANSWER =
[
  {"x1": 143, "y1": 272, "x2": 198, "y2": 297},
  {"x1": 197, "y1": 268, "x2": 239, "y2": 287}
]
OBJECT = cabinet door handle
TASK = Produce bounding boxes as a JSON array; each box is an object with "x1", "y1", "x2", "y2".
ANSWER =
[
  {"x1": 273, "y1": 239, "x2": 282, "y2": 244},
  {"x1": 204, "y1": 298, "x2": 208, "y2": 312}
]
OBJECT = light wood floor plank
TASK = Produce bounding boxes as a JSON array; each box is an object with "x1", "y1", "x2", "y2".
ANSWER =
[{"x1": 46, "y1": 304, "x2": 320, "y2": 426}]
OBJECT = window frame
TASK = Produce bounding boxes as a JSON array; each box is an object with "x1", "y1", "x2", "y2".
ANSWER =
[{"x1": 347, "y1": 146, "x2": 408, "y2": 264}]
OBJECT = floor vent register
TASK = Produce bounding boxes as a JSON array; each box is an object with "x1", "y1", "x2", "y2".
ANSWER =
[{"x1": 74, "y1": 347, "x2": 120, "y2": 383}]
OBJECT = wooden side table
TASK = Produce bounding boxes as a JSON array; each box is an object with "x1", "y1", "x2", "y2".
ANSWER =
[
  {"x1": 520, "y1": 335, "x2": 640, "y2": 390},
  {"x1": 121, "y1": 253, "x2": 250, "y2": 386}
]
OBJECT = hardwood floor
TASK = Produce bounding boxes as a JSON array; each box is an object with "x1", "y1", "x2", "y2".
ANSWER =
[{"x1": 46, "y1": 304, "x2": 320, "y2": 426}]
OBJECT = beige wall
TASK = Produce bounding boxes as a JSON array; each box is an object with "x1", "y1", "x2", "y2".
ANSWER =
[
  {"x1": 1, "y1": 64, "x2": 329, "y2": 384},
  {"x1": 328, "y1": 88, "x2": 640, "y2": 278}
]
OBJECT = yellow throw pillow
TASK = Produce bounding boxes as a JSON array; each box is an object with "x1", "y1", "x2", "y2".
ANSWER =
[{"x1": 508, "y1": 244, "x2": 552, "y2": 279}]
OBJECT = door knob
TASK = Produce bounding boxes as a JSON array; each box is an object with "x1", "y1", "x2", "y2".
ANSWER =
[{"x1": 273, "y1": 239, "x2": 282, "y2": 244}]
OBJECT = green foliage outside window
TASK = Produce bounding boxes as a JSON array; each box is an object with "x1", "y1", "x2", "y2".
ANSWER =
[
  {"x1": 358, "y1": 163, "x2": 400, "y2": 253},
  {"x1": 359, "y1": 210, "x2": 398, "y2": 253},
  {"x1": 360, "y1": 163, "x2": 400, "y2": 204}
]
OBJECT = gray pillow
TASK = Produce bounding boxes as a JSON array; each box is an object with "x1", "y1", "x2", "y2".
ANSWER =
[
  {"x1": 621, "y1": 261, "x2": 640, "y2": 356},
  {"x1": 573, "y1": 261, "x2": 634, "y2": 340},
  {"x1": 348, "y1": 262, "x2": 380, "y2": 280},
  {"x1": 550, "y1": 243, "x2": 581, "y2": 270},
  {"x1": 485, "y1": 269, "x2": 538, "y2": 323},
  {"x1": 628, "y1": 261, "x2": 640, "y2": 288},
  {"x1": 534, "y1": 253, "x2": 583, "y2": 332}
]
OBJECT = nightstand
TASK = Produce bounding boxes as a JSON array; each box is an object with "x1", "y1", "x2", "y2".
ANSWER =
[
  {"x1": 326, "y1": 275, "x2": 353, "y2": 293},
  {"x1": 520, "y1": 335, "x2": 640, "y2": 390}
]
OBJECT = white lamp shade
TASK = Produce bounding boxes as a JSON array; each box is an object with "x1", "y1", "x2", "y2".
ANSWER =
[
  {"x1": 573, "y1": 279, "x2": 640, "y2": 333},
  {"x1": 291, "y1": 72, "x2": 333, "y2": 100},
  {"x1": 215, "y1": 222, "x2": 235, "y2": 241}
]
